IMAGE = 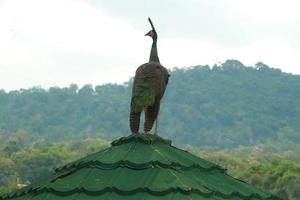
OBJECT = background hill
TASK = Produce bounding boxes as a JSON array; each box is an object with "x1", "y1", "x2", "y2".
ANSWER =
[
  {"x1": 1, "y1": 60, "x2": 300, "y2": 199},
  {"x1": 1, "y1": 60, "x2": 300, "y2": 148}
]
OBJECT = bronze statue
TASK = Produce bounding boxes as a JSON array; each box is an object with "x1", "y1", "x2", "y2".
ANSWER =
[{"x1": 129, "y1": 18, "x2": 169, "y2": 134}]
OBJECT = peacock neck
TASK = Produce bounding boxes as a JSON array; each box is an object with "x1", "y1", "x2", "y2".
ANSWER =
[{"x1": 149, "y1": 39, "x2": 160, "y2": 63}]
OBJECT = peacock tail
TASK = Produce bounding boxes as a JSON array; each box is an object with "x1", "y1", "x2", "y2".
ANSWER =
[{"x1": 131, "y1": 77, "x2": 156, "y2": 113}]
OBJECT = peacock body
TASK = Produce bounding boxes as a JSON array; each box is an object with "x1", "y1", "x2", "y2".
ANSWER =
[
  {"x1": 129, "y1": 18, "x2": 169, "y2": 134},
  {"x1": 131, "y1": 63, "x2": 168, "y2": 112}
]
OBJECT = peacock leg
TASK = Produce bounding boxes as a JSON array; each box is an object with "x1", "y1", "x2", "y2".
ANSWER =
[
  {"x1": 130, "y1": 108, "x2": 141, "y2": 134},
  {"x1": 144, "y1": 97, "x2": 160, "y2": 133}
]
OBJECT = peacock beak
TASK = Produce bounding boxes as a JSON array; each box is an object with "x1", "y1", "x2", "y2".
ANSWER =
[{"x1": 145, "y1": 31, "x2": 153, "y2": 37}]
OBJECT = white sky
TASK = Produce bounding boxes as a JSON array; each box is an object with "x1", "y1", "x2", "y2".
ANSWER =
[{"x1": 0, "y1": 0, "x2": 300, "y2": 91}]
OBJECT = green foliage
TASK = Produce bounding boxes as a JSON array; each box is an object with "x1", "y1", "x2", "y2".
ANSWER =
[
  {"x1": 1, "y1": 60, "x2": 300, "y2": 198},
  {"x1": 238, "y1": 161, "x2": 300, "y2": 200},
  {"x1": 1, "y1": 60, "x2": 300, "y2": 147},
  {"x1": 162, "y1": 60, "x2": 300, "y2": 147},
  {"x1": 188, "y1": 145, "x2": 300, "y2": 200},
  {"x1": 0, "y1": 134, "x2": 110, "y2": 196}
]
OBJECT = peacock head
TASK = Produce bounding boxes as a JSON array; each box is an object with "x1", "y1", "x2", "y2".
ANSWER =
[
  {"x1": 145, "y1": 30, "x2": 157, "y2": 40},
  {"x1": 145, "y1": 18, "x2": 157, "y2": 41}
]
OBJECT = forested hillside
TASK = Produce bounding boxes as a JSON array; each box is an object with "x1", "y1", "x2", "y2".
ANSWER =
[
  {"x1": 1, "y1": 60, "x2": 300, "y2": 200},
  {"x1": 1, "y1": 60, "x2": 300, "y2": 147}
]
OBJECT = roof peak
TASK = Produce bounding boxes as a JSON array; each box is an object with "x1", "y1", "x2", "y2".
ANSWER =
[{"x1": 111, "y1": 133, "x2": 172, "y2": 146}]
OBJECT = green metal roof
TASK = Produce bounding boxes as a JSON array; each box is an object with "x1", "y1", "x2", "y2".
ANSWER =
[{"x1": 0, "y1": 134, "x2": 280, "y2": 200}]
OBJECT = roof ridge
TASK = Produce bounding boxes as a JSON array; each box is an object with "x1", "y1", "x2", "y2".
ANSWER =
[{"x1": 111, "y1": 134, "x2": 172, "y2": 146}]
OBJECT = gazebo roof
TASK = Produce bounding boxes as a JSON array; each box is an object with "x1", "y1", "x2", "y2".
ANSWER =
[{"x1": 0, "y1": 134, "x2": 279, "y2": 200}]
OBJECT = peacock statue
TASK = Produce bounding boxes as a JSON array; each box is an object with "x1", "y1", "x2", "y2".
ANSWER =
[{"x1": 129, "y1": 18, "x2": 169, "y2": 134}]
